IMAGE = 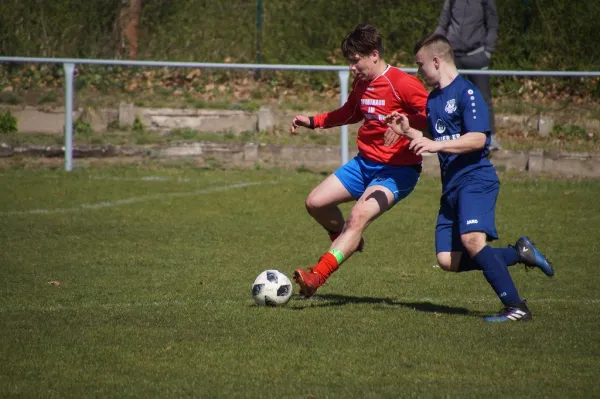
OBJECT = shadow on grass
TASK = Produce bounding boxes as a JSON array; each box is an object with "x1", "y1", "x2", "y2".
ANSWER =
[{"x1": 290, "y1": 293, "x2": 485, "y2": 317}]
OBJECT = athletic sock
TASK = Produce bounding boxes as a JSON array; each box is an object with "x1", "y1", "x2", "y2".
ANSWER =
[
  {"x1": 457, "y1": 252, "x2": 482, "y2": 272},
  {"x1": 496, "y1": 247, "x2": 520, "y2": 266},
  {"x1": 473, "y1": 245, "x2": 522, "y2": 306},
  {"x1": 457, "y1": 247, "x2": 520, "y2": 272},
  {"x1": 312, "y1": 251, "x2": 342, "y2": 280}
]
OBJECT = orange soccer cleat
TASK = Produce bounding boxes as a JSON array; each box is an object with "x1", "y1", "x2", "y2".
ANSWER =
[{"x1": 293, "y1": 267, "x2": 325, "y2": 298}]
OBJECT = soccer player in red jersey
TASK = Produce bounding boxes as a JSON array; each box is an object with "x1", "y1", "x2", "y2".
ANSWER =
[{"x1": 290, "y1": 24, "x2": 429, "y2": 298}]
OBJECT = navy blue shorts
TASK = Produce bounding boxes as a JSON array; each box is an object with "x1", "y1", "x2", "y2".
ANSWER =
[
  {"x1": 435, "y1": 177, "x2": 499, "y2": 253},
  {"x1": 333, "y1": 155, "x2": 420, "y2": 204}
]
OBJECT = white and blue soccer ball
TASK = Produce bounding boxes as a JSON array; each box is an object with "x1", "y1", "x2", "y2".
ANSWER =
[{"x1": 252, "y1": 270, "x2": 293, "y2": 307}]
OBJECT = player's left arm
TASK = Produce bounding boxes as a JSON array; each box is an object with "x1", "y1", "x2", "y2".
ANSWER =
[{"x1": 460, "y1": 85, "x2": 490, "y2": 153}]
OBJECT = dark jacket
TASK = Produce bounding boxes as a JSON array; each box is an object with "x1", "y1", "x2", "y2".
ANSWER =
[{"x1": 434, "y1": 0, "x2": 498, "y2": 56}]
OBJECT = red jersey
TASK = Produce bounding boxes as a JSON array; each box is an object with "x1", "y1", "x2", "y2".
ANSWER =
[{"x1": 313, "y1": 65, "x2": 428, "y2": 166}]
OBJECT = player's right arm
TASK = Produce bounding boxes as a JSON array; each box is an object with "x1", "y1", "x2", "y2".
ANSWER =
[
  {"x1": 289, "y1": 83, "x2": 362, "y2": 134},
  {"x1": 290, "y1": 115, "x2": 312, "y2": 134},
  {"x1": 383, "y1": 112, "x2": 429, "y2": 147}
]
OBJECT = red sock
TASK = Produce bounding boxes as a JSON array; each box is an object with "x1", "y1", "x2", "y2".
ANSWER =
[{"x1": 312, "y1": 252, "x2": 340, "y2": 280}]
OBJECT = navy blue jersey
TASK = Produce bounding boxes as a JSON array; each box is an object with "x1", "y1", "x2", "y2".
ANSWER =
[{"x1": 426, "y1": 75, "x2": 496, "y2": 191}]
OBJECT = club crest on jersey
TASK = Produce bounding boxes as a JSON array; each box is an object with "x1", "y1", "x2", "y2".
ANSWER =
[
  {"x1": 445, "y1": 99, "x2": 457, "y2": 114},
  {"x1": 435, "y1": 119, "x2": 446, "y2": 134}
]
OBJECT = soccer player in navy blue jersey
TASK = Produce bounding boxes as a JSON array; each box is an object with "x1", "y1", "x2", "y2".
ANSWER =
[{"x1": 385, "y1": 34, "x2": 554, "y2": 322}]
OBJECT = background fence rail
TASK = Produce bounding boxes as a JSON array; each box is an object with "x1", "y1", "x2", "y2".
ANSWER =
[{"x1": 1, "y1": 56, "x2": 599, "y2": 171}]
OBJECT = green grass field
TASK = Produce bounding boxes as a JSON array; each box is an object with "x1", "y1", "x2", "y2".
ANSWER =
[{"x1": 1, "y1": 163, "x2": 599, "y2": 398}]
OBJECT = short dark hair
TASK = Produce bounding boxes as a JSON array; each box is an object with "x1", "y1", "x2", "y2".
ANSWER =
[
  {"x1": 341, "y1": 24, "x2": 383, "y2": 59},
  {"x1": 414, "y1": 33, "x2": 454, "y2": 61}
]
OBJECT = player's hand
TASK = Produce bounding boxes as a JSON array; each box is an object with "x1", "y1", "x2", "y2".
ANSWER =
[
  {"x1": 385, "y1": 112, "x2": 410, "y2": 134},
  {"x1": 409, "y1": 137, "x2": 441, "y2": 155},
  {"x1": 290, "y1": 115, "x2": 311, "y2": 135},
  {"x1": 383, "y1": 128, "x2": 401, "y2": 147},
  {"x1": 384, "y1": 112, "x2": 410, "y2": 146}
]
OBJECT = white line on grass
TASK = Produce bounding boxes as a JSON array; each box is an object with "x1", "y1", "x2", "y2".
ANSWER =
[
  {"x1": 2, "y1": 174, "x2": 203, "y2": 183},
  {"x1": 1, "y1": 173, "x2": 259, "y2": 183},
  {"x1": 0, "y1": 181, "x2": 275, "y2": 216},
  {"x1": 89, "y1": 176, "x2": 193, "y2": 183}
]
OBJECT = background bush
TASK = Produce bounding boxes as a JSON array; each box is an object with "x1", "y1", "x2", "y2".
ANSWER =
[
  {"x1": 0, "y1": 0, "x2": 598, "y2": 99},
  {"x1": 1, "y1": 0, "x2": 597, "y2": 69}
]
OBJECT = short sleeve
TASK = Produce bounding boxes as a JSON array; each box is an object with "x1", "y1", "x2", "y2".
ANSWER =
[{"x1": 461, "y1": 87, "x2": 490, "y2": 135}]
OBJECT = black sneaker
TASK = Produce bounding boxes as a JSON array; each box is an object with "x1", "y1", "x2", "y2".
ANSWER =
[
  {"x1": 514, "y1": 236, "x2": 554, "y2": 277},
  {"x1": 483, "y1": 301, "x2": 532, "y2": 323}
]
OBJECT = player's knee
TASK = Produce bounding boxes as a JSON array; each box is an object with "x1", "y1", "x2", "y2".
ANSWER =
[
  {"x1": 436, "y1": 253, "x2": 454, "y2": 272},
  {"x1": 460, "y1": 234, "x2": 486, "y2": 257},
  {"x1": 304, "y1": 197, "x2": 315, "y2": 215},
  {"x1": 304, "y1": 193, "x2": 322, "y2": 215}
]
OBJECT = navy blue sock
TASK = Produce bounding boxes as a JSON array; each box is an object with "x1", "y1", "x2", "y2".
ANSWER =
[
  {"x1": 457, "y1": 247, "x2": 520, "y2": 272},
  {"x1": 496, "y1": 247, "x2": 520, "y2": 266},
  {"x1": 457, "y1": 253, "x2": 482, "y2": 272},
  {"x1": 473, "y1": 245, "x2": 522, "y2": 306}
]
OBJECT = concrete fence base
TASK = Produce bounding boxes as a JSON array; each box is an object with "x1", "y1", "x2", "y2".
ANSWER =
[
  {"x1": 2, "y1": 102, "x2": 600, "y2": 177},
  {"x1": 1, "y1": 141, "x2": 600, "y2": 178},
  {"x1": 5, "y1": 103, "x2": 600, "y2": 137}
]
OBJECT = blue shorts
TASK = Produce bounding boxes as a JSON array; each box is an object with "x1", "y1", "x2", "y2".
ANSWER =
[
  {"x1": 333, "y1": 154, "x2": 421, "y2": 203},
  {"x1": 435, "y1": 177, "x2": 499, "y2": 253}
]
